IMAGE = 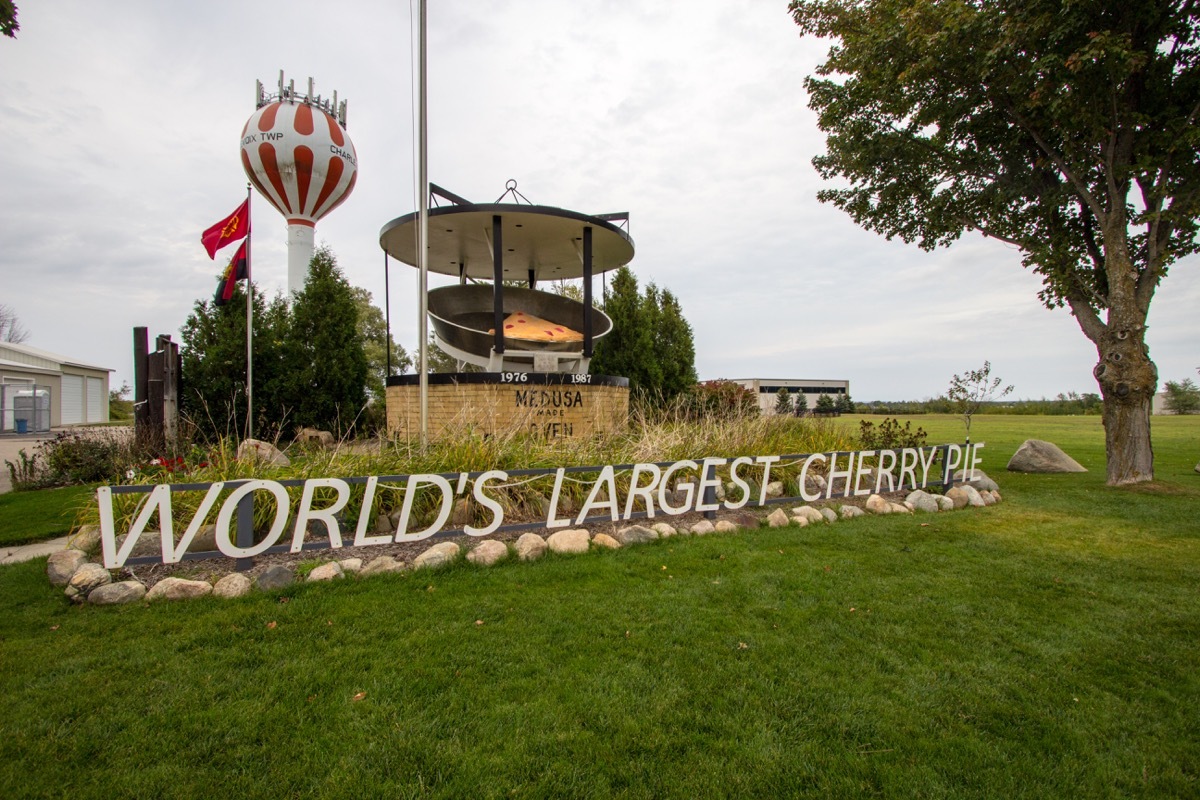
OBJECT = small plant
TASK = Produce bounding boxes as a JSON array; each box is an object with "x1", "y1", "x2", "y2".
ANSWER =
[
  {"x1": 5, "y1": 448, "x2": 50, "y2": 491},
  {"x1": 857, "y1": 417, "x2": 928, "y2": 451},
  {"x1": 947, "y1": 361, "x2": 1013, "y2": 443}
]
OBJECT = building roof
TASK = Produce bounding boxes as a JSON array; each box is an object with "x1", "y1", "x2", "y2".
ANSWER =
[
  {"x1": 0, "y1": 341, "x2": 113, "y2": 373},
  {"x1": 0, "y1": 357, "x2": 61, "y2": 377}
]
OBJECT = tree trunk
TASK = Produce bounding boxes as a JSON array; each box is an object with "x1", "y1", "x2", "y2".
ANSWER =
[{"x1": 1093, "y1": 326, "x2": 1157, "y2": 485}]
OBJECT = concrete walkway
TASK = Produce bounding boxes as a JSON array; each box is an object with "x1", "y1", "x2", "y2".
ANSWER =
[
  {"x1": 1, "y1": 430, "x2": 71, "y2": 564},
  {"x1": 1, "y1": 536, "x2": 69, "y2": 565}
]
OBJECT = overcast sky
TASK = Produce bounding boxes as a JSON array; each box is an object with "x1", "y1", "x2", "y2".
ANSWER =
[{"x1": 2, "y1": 0, "x2": 1196, "y2": 402}]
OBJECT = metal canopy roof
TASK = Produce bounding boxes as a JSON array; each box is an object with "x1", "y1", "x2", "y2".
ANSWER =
[{"x1": 378, "y1": 204, "x2": 635, "y2": 280}]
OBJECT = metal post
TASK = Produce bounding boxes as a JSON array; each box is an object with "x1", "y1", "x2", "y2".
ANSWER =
[
  {"x1": 702, "y1": 460, "x2": 717, "y2": 521},
  {"x1": 583, "y1": 226, "x2": 594, "y2": 358},
  {"x1": 417, "y1": 0, "x2": 429, "y2": 446},
  {"x1": 492, "y1": 215, "x2": 505, "y2": 356},
  {"x1": 235, "y1": 488, "x2": 254, "y2": 573},
  {"x1": 384, "y1": 252, "x2": 391, "y2": 377},
  {"x1": 245, "y1": 184, "x2": 254, "y2": 441}
]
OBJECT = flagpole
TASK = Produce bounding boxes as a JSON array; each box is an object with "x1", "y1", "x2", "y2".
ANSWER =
[
  {"x1": 417, "y1": 0, "x2": 429, "y2": 447},
  {"x1": 245, "y1": 183, "x2": 254, "y2": 441}
]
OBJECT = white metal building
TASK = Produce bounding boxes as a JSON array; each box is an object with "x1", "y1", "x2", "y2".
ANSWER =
[
  {"x1": 0, "y1": 342, "x2": 113, "y2": 429},
  {"x1": 730, "y1": 378, "x2": 851, "y2": 415}
]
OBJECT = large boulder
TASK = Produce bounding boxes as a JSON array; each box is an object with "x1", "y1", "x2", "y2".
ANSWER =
[
  {"x1": 1007, "y1": 440, "x2": 1087, "y2": 473},
  {"x1": 146, "y1": 577, "x2": 212, "y2": 602},
  {"x1": 360, "y1": 555, "x2": 407, "y2": 577},
  {"x1": 213, "y1": 573, "x2": 253, "y2": 598},
  {"x1": 307, "y1": 562, "x2": 345, "y2": 582},
  {"x1": 255, "y1": 564, "x2": 295, "y2": 591},
  {"x1": 66, "y1": 525, "x2": 101, "y2": 555},
  {"x1": 89, "y1": 580, "x2": 146, "y2": 606},
  {"x1": 766, "y1": 508, "x2": 790, "y2": 528},
  {"x1": 547, "y1": 529, "x2": 590, "y2": 555},
  {"x1": 236, "y1": 438, "x2": 290, "y2": 467},
  {"x1": 946, "y1": 484, "x2": 986, "y2": 508},
  {"x1": 47, "y1": 549, "x2": 89, "y2": 587},
  {"x1": 413, "y1": 542, "x2": 460, "y2": 570},
  {"x1": 467, "y1": 540, "x2": 509, "y2": 565},
  {"x1": 904, "y1": 490, "x2": 940, "y2": 513},
  {"x1": 295, "y1": 428, "x2": 335, "y2": 447},
  {"x1": 613, "y1": 525, "x2": 658, "y2": 546},
  {"x1": 514, "y1": 533, "x2": 547, "y2": 561},
  {"x1": 953, "y1": 469, "x2": 1000, "y2": 493},
  {"x1": 67, "y1": 563, "x2": 111, "y2": 596},
  {"x1": 864, "y1": 494, "x2": 892, "y2": 515}
]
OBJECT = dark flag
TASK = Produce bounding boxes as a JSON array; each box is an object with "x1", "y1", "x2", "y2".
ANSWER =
[
  {"x1": 213, "y1": 240, "x2": 249, "y2": 306},
  {"x1": 201, "y1": 199, "x2": 250, "y2": 258}
]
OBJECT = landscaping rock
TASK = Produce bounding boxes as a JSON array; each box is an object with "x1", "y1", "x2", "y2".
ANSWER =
[
  {"x1": 820, "y1": 508, "x2": 838, "y2": 523},
  {"x1": 840, "y1": 505, "x2": 865, "y2": 519},
  {"x1": 591, "y1": 534, "x2": 621, "y2": 550},
  {"x1": 729, "y1": 512, "x2": 760, "y2": 529},
  {"x1": 373, "y1": 515, "x2": 393, "y2": 534},
  {"x1": 236, "y1": 438, "x2": 290, "y2": 467},
  {"x1": 946, "y1": 484, "x2": 986, "y2": 508},
  {"x1": 547, "y1": 529, "x2": 590, "y2": 555},
  {"x1": 67, "y1": 563, "x2": 111, "y2": 596},
  {"x1": 613, "y1": 525, "x2": 658, "y2": 546},
  {"x1": 954, "y1": 469, "x2": 1000, "y2": 492},
  {"x1": 1007, "y1": 439, "x2": 1086, "y2": 473},
  {"x1": 905, "y1": 490, "x2": 940, "y2": 513},
  {"x1": 146, "y1": 577, "x2": 212, "y2": 602},
  {"x1": 451, "y1": 498, "x2": 472, "y2": 526},
  {"x1": 88, "y1": 580, "x2": 146, "y2": 606},
  {"x1": 652, "y1": 522, "x2": 678, "y2": 538},
  {"x1": 715, "y1": 520, "x2": 739, "y2": 533},
  {"x1": 765, "y1": 481, "x2": 784, "y2": 498},
  {"x1": 467, "y1": 540, "x2": 509, "y2": 565},
  {"x1": 980, "y1": 490, "x2": 997, "y2": 506},
  {"x1": 889, "y1": 503, "x2": 911, "y2": 514},
  {"x1": 47, "y1": 549, "x2": 88, "y2": 587},
  {"x1": 189, "y1": 524, "x2": 219, "y2": 554},
  {"x1": 116, "y1": 530, "x2": 163, "y2": 559},
  {"x1": 67, "y1": 525, "x2": 101, "y2": 555},
  {"x1": 256, "y1": 564, "x2": 295, "y2": 591},
  {"x1": 307, "y1": 562, "x2": 345, "y2": 582},
  {"x1": 360, "y1": 555, "x2": 407, "y2": 576},
  {"x1": 515, "y1": 533, "x2": 547, "y2": 561},
  {"x1": 865, "y1": 494, "x2": 892, "y2": 515},
  {"x1": 413, "y1": 542, "x2": 460, "y2": 570},
  {"x1": 991, "y1": 490, "x2": 1003, "y2": 503},
  {"x1": 789, "y1": 515, "x2": 809, "y2": 527},
  {"x1": 691, "y1": 520, "x2": 716, "y2": 535},
  {"x1": 792, "y1": 506, "x2": 825, "y2": 524},
  {"x1": 934, "y1": 495, "x2": 955, "y2": 511},
  {"x1": 339, "y1": 558, "x2": 363, "y2": 575},
  {"x1": 767, "y1": 508, "x2": 791, "y2": 528},
  {"x1": 295, "y1": 427, "x2": 335, "y2": 447},
  {"x1": 213, "y1": 573, "x2": 252, "y2": 599}
]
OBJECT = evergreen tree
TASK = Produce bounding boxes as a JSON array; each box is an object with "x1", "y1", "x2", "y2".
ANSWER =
[
  {"x1": 179, "y1": 283, "x2": 292, "y2": 440},
  {"x1": 590, "y1": 267, "x2": 660, "y2": 394},
  {"x1": 286, "y1": 247, "x2": 368, "y2": 433},
  {"x1": 651, "y1": 286, "x2": 698, "y2": 401},
  {"x1": 814, "y1": 393, "x2": 837, "y2": 414},
  {"x1": 835, "y1": 393, "x2": 855, "y2": 413},
  {"x1": 774, "y1": 387, "x2": 794, "y2": 416}
]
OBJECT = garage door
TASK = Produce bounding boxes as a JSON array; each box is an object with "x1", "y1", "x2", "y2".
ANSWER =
[
  {"x1": 86, "y1": 377, "x2": 103, "y2": 423},
  {"x1": 61, "y1": 375, "x2": 83, "y2": 425}
]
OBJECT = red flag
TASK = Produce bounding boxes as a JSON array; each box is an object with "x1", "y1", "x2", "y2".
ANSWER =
[
  {"x1": 201, "y1": 199, "x2": 250, "y2": 259},
  {"x1": 213, "y1": 241, "x2": 249, "y2": 306}
]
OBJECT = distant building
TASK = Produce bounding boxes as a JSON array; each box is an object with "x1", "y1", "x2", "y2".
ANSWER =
[
  {"x1": 0, "y1": 342, "x2": 112, "y2": 430},
  {"x1": 729, "y1": 378, "x2": 850, "y2": 415}
]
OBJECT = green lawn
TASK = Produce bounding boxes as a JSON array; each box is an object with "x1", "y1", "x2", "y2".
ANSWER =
[
  {"x1": 0, "y1": 416, "x2": 1197, "y2": 798},
  {"x1": 0, "y1": 484, "x2": 95, "y2": 548}
]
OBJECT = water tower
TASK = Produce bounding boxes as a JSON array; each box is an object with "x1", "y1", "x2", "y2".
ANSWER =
[{"x1": 240, "y1": 71, "x2": 358, "y2": 296}]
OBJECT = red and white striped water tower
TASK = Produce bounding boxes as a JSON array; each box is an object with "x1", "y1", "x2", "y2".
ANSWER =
[{"x1": 240, "y1": 71, "x2": 358, "y2": 296}]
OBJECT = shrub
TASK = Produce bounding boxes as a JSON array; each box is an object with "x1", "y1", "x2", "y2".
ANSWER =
[
  {"x1": 857, "y1": 417, "x2": 928, "y2": 451},
  {"x1": 680, "y1": 381, "x2": 759, "y2": 421}
]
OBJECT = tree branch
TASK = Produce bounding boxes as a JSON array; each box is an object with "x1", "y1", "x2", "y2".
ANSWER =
[
  {"x1": 1005, "y1": 108, "x2": 1107, "y2": 223},
  {"x1": 1066, "y1": 296, "x2": 1107, "y2": 345}
]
